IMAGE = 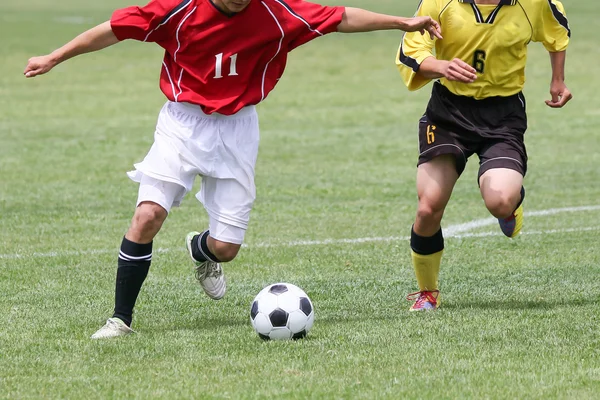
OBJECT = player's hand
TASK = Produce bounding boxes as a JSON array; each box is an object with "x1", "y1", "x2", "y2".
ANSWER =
[
  {"x1": 402, "y1": 16, "x2": 443, "y2": 40},
  {"x1": 442, "y1": 58, "x2": 477, "y2": 83},
  {"x1": 545, "y1": 81, "x2": 572, "y2": 108},
  {"x1": 24, "y1": 55, "x2": 57, "y2": 78}
]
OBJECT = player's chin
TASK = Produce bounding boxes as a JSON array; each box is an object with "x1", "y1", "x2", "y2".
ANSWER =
[{"x1": 228, "y1": 1, "x2": 251, "y2": 12}]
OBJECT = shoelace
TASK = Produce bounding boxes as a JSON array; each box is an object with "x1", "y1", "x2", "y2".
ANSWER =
[
  {"x1": 107, "y1": 319, "x2": 119, "y2": 329},
  {"x1": 105, "y1": 319, "x2": 127, "y2": 332},
  {"x1": 195, "y1": 261, "x2": 222, "y2": 281},
  {"x1": 406, "y1": 290, "x2": 439, "y2": 307}
]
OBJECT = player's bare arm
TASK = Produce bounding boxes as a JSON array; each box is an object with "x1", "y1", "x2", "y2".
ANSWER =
[
  {"x1": 338, "y1": 7, "x2": 442, "y2": 39},
  {"x1": 417, "y1": 57, "x2": 477, "y2": 83},
  {"x1": 24, "y1": 21, "x2": 118, "y2": 78},
  {"x1": 545, "y1": 50, "x2": 572, "y2": 108}
]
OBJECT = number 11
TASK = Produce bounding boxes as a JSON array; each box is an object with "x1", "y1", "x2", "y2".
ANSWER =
[{"x1": 214, "y1": 53, "x2": 239, "y2": 79}]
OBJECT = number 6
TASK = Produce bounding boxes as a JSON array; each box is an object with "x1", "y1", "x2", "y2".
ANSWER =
[{"x1": 473, "y1": 50, "x2": 486, "y2": 74}]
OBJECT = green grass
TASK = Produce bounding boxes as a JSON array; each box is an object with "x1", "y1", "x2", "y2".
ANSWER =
[{"x1": 1, "y1": 0, "x2": 600, "y2": 398}]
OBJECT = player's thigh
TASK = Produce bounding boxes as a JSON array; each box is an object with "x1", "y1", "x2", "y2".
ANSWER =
[
  {"x1": 137, "y1": 174, "x2": 187, "y2": 214},
  {"x1": 479, "y1": 168, "x2": 523, "y2": 205},
  {"x1": 418, "y1": 116, "x2": 470, "y2": 176},
  {"x1": 196, "y1": 108, "x2": 259, "y2": 245},
  {"x1": 478, "y1": 138, "x2": 527, "y2": 181},
  {"x1": 209, "y1": 219, "x2": 246, "y2": 250},
  {"x1": 478, "y1": 139, "x2": 526, "y2": 199},
  {"x1": 198, "y1": 176, "x2": 254, "y2": 245},
  {"x1": 129, "y1": 103, "x2": 207, "y2": 192},
  {"x1": 416, "y1": 154, "x2": 459, "y2": 211}
]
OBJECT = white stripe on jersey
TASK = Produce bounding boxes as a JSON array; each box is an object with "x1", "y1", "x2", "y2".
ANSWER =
[
  {"x1": 162, "y1": 60, "x2": 177, "y2": 100},
  {"x1": 176, "y1": 69, "x2": 185, "y2": 102},
  {"x1": 143, "y1": 0, "x2": 193, "y2": 42},
  {"x1": 273, "y1": 0, "x2": 323, "y2": 36},
  {"x1": 172, "y1": 5, "x2": 197, "y2": 101},
  {"x1": 260, "y1": 2, "x2": 285, "y2": 102},
  {"x1": 174, "y1": 6, "x2": 197, "y2": 62},
  {"x1": 487, "y1": 5, "x2": 502, "y2": 23}
]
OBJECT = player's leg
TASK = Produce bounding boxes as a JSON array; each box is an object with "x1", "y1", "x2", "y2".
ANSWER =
[
  {"x1": 478, "y1": 139, "x2": 527, "y2": 238},
  {"x1": 185, "y1": 105, "x2": 260, "y2": 299},
  {"x1": 479, "y1": 168, "x2": 524, "y2": 237},
  {"x1": 93, "y1": 102, "x2": 196, "y2": 339},
  {"x1": 185, "y1": 211, "x2": 244, "y2": 300},
  {"x1": 477, "y1": 90, "x2": 528, "y2": 238},
  {"x1": 407, "y1": 110, "x2": 468, "y2": 311},
  {"x1": 408, "y1": 154, "x2": 459, "y2": 311},
  {"x1": 92, "y1": 177, "x2": 186, "y2": 339},
  {"x1": 186, "y1": 177, "x2": 255, "y2": 301}
]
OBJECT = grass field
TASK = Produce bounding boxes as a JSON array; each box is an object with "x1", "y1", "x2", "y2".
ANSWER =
[{"x1": 1, "y1": 0, "x2": 600, "y2": 398}]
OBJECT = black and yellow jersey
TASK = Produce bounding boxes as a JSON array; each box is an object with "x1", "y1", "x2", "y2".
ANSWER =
[{"x1": 396, "y1": 0, "x2": 570, "y2": 98}]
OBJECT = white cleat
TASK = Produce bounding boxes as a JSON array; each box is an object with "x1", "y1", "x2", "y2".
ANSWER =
[
  {"x1": 186, "y1": 232, "x2": 226, "y2": 300},
  {"x1": 91, "y1": 318, "x2": 134, "y2": 339}
]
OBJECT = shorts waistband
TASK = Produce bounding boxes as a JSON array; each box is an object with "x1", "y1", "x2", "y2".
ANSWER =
[
  {"x1": 169, "y1": 101, "x2": 257, "y2": 119},
  {"x1": 433, "y1": 81, "x2": 522, "y2": 106}
]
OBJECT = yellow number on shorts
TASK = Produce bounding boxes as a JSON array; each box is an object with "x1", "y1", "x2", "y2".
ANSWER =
[{"x1": 427, "y1": 125, "x2": 436, "y2": 144}]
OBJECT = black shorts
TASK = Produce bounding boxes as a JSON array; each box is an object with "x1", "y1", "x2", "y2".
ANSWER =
[{"x1": 418, "y1": 81, "x2": 528, "y2": 178}]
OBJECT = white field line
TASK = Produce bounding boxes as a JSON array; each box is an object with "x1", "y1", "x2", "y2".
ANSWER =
[
  {"x1": 444, "y1": 205, "x2": 600, "y2": 236},
  {"x1": 1, "y1": 205, "x2": 599, "y2": 261},
  {"x1": 452, "y1": 226, "x2": 600, "y2": 239}
]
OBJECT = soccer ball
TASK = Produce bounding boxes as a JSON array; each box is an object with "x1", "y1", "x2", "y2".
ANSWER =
[{"x1": 250, "y1": 283, "x2": 315, "y2": 340}]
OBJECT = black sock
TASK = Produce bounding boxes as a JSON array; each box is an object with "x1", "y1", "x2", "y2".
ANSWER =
[
  {"x1": 112, "y1": 237, "x2": 152, "y2": 327},
  {"x1": 191, "y1": 230, "x2": 221, "y2": 263},
  {"x1": 411, "y1": 226, "x2": 444, "y2": 255}
]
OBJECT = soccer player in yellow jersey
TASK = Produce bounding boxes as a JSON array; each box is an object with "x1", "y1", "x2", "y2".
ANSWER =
[{"x1": 396, "y1": 0, "x2": 572, "y2": 311}]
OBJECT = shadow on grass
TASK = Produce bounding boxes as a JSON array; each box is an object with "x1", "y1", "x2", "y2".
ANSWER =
[
  {"x1": 149, "y1": 316, "x2": 249, "y2": 334},
  {"x1": 442, "y1": 297, "x2": 594, "y2": 310},
  {"x1": 146, "y1": 297, "x2": 596, "y2": 336}
]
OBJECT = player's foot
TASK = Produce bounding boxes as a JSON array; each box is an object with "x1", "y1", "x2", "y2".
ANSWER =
[
  {"x1": 498, "y1": 187, "x2": 525, "y2": 238},
  {"x1": 91, "y1": 317, "x2": 134, "y2": 339},
  {"x1": 406, "y1": 290, "x2": 440, "y2": 311},
  {"x1": 185, "y1": 231, "x2": 226, "y2": 300}
]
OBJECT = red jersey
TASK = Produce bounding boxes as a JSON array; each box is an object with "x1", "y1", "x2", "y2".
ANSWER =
[{"x1": 110, "y1": 0, "x2": 344, "y2": 115}]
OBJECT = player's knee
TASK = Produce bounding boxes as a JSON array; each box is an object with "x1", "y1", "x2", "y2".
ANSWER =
[
  {"x1": 211, "y1": 241, "x2": 241, "y2": 262},
  {"x1": 416, "y1": 200, "x2": 444, "y2": 225},
  {"x1": 484, "y1": 194, "x2": 516, "y2": 219},
  {"x1": 132, "y1": 202, "x2": 168, "y2": 232}
]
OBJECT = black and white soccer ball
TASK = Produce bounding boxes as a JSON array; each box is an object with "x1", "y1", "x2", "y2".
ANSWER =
[{"x1": 250, "y1": 283, "x2": 314, "y2": 341}]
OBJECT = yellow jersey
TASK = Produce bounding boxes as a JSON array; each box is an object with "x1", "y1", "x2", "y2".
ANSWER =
[{"x1": 396, "y1": 0, "x2": 570, "y2": 98}]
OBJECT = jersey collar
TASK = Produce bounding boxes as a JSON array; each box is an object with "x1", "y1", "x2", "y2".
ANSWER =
[
  {"x1": 208, "y1": 0, "x2": 238, "y2": 17},
  {"x1": 458, "y1": 0, "x2": 517, "y2": 5}
]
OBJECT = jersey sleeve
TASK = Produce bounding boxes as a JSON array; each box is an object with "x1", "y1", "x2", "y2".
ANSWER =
[
  {"x1": 283, "y1": 0, "x2": 345, "y2": 51},
  {"x1": 532, "y1": 0, "x2": 570, "y2": 52},
  {"x1": 395, "y1": 0, "x2": 439, "y2": 91},
  {"x1": 110, "y1": 0, "x2": 191, "y2": 43}
]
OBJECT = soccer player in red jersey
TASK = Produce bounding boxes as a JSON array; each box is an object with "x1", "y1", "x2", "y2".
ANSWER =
[{"x1": 24, "y1": 0, "x2": 442, "y2": 339}]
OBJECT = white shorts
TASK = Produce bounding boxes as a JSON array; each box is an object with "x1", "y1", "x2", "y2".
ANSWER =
[{"x1": 129, "y1": 101, "x2": 260, "y2": 244}]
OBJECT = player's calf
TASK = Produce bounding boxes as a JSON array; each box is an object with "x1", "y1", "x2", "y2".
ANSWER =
[{"x1": 408, "y1": 227, "x2": 444, "y2": 311}]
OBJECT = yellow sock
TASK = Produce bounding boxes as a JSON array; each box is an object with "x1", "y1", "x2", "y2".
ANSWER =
[{"x1": 411, "y1": 250, "x2": 443, "y2": 291}]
